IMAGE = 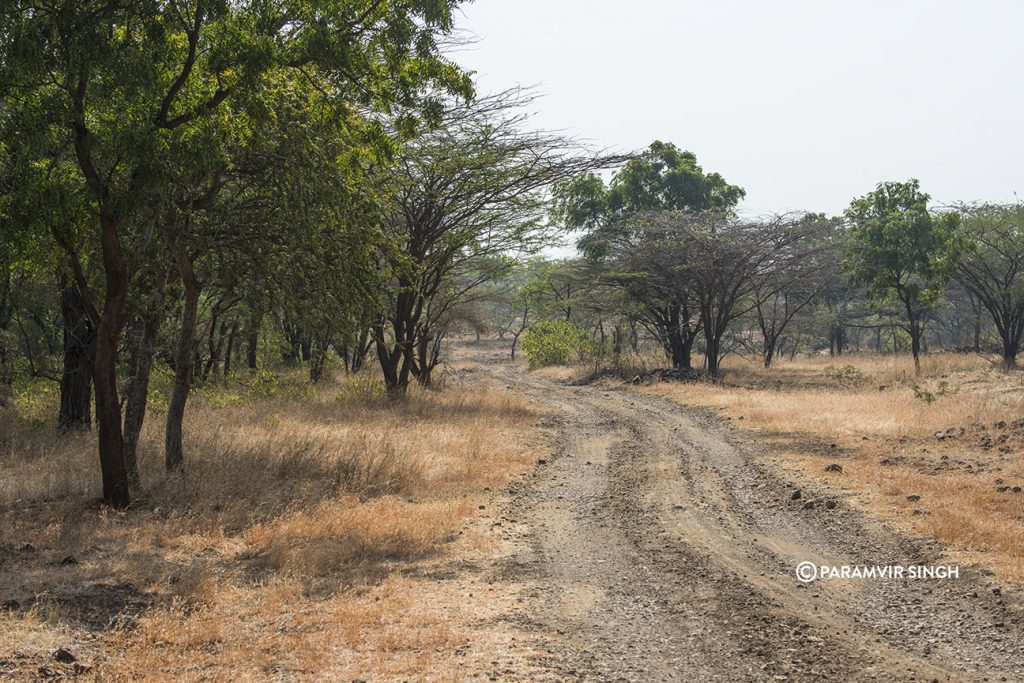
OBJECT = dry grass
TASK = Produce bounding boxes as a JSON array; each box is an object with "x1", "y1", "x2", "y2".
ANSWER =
[
  {"x1": 641, "y1": 352, "x2": 1024, "y2": 583},
  {"x1": 0, "y1": 372, "x2": 547, "y2": 680}
]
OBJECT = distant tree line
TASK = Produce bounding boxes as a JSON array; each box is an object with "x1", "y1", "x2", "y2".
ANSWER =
[{"x1": 485, "y1": 142, "x2": 1023, "y2": 376}]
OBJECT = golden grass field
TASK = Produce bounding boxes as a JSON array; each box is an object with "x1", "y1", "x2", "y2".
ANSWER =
[
  {"x1": 0, "y1": 371, "x2": 549, "y2": 680},
  {"x1": 639, "y1": 352, "x2": 1024, "y2": 584}
]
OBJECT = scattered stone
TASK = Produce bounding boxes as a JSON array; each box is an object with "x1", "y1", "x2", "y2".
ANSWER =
[
  {"x1": 1013, "y1": 487, "x2": 1022, "y2": 494},
  {"x1": 53, "y1": 648, "x2": 76, "y2": 664},
  {"x1": 934, "y1": 432, "x2": 947, "y2": 441},
  {"x1": 19, "y1": 543, "x2": 34, "y2": 553},
  {"x1": 906, "y1": 494, "x2": 921, "y2": 502},
  {"x1": 995, "y1": 420, "x2": 1007, "y2": 430},
  {"x1": 537, "y1": 459, "x2": 547, "y2": 465},
  {"x1": 478, "y1": 505, "x2": 486, "y2": 510},
  {"x1": 791, "y1": 489, "x2": 802, "y2": 501},
  {"x1": 1, "y1": 599, "x2": 20, "y2": 611},
  {"x1": 825, "y1": 500, "x2": 837, "y2": 510},
  {"x1": 993, "y1": 587, "x2": 1002, "y2": 596},
  {"x1": 60, "y1": 556, "x2": 78, "y2": 566},
  {"x1": 912, "y1": 508, "x2": 930, "y2": 516},
  {"x1": 996, "y1": 486, "x2": 1010, "y2": 493},
  {"x1": 824, "y1": 463, "x2": 843, "y2": 473},
  {"x1": 880, "y1": 458, "x2": 896, "y2": 466},
  {"x1": 802, "y1": 501, "x2": 815, "y2": 510}
]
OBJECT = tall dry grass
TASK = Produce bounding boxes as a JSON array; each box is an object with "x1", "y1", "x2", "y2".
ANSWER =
[{"x1": 0, "y1": 372, "x2": 546, "y2": 680}]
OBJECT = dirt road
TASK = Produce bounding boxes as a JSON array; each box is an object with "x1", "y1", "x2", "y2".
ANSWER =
[{"x1": 481, "y1": 361, "x2": 1024, "y2": 682}]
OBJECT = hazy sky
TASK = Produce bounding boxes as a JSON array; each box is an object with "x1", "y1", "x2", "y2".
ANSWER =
[{"x1": 454, "y1": 1, "x2": 1023, "y2": 218}]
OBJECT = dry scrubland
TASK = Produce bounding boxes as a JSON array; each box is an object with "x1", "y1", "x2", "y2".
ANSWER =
[
  {"x1": 0, "y1": 371, "x2": 548, "y2": 680},
  {"x1": 636, "y1": 353, "x2": 1024, "y2": 583}
]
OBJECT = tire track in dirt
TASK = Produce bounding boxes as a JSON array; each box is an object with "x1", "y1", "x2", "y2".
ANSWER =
[{"x1": 493, "y1": 366, "x2": 1024, "y2": 682}]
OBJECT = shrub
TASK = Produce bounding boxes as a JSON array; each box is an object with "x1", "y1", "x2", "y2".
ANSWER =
[
  {"x1": 825, "y1": 364, "x2": 870, "y2": 386},
  {"x1": 521, "y1": 320, "x2": 593, "y2": 368}
]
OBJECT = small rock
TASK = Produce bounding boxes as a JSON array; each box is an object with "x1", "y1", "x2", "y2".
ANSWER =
[
  {"x1": 824, "y1": 463, "x2": 843, "y2": 473},
  {"x1": 60, "y1": 556, "x2": 78, "y2": 566},
  {"x1": 536, "y1": 459, "x2": 547, "y2": 465},
  {"x1": 934, "y1": 432, "x2": 946, "y2": 441},
  {"x1": 906, "y1": 494, "x2": 921, "y2": 502},
  {"x1": 20, "y1": 543, "x2": 35, "y2": 553},
  {"x1": 995, "y1": 420, "x2": 1007, "y2": 429},
  {"x1": 993, "y1": 587, "x2": 1002, "y2": 596},
  {"x1": 825, "y1": 500, "x2": 837, "y2": 510},
  {"x1": 912, "y1": 508, "x2": 930, "y2": 516},
  {"x1": 478, "y1": 505, "x2": 486, "y2": 510},
  {"x1": 53, "y1": 648, "x2": 76, "y2": 664},
  {"x1": 802, "y1": 501, "x2": 815, "y2": 510},
  {"x1": 1, "y1": 599, "x2": 20, "y2": 611},
  {"x1": 791, "y1": 489, "x2": 802, "y2": 501}
]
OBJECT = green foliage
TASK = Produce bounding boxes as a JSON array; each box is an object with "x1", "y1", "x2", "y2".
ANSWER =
[
  {"x1": 521, "y1": 320, "x2": 593, "y2": 368},
  {"x1": 824, "y1": 364, "x2": 869, "y2": 386},
  {"x1": 881, "y1": 327, "x2": 912, "y2": 353},
  {"x1": 553, "y1": 141, "x2": 745, "y2": 259},
  {"x1": 912, "y1": 380, "x2": 955, "y2": 404},
  {"x1": 844, "y1": 180, "x2": 961, "y2": 310}
]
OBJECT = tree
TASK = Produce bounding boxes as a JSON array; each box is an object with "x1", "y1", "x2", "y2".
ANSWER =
[
  {"x1": 374, "y1": 91, "x2": 612, "y2": 396},
  {"x1": 954, "y1": 203, "x2": 1024, "y2": 369},
  {"x1": 554, "y1": 141, "x2": 744, "y2": 370},
  {"x1": 751, "y1": 214, "x2": 840, "y2": 367},
  {"x1": 844, "y1": 180, "x2": 960, "y2": 372},
  {"x1": 1, "y1": 0, "x2": 471, "y2": 506}
]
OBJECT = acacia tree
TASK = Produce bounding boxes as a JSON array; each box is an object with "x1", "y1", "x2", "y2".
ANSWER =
[
  {"x1": 374, "y1": 91, "x2": 613, "y2": 395},
  {"x1": 1, "y1": 0, "x2": 470, "y2": 506},
  {"x1": 844, "y1": 180, "x2": 960, "y2": 372},
  {"x1": 554, "y1": 141, "x2": 744, "y2": 370},
  {"x1": 752, "y1": 214, "x2": 841, "y2": 367},
  {"x1": 954, "y1": 203, "x2": 1024, "y2": 369}
]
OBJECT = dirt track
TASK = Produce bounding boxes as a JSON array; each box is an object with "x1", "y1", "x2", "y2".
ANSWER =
[{"x1": 479, "y1": 360, "x2": 1024, "y2": 682}]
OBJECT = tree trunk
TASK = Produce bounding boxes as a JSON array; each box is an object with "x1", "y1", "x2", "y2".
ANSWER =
[
  {"x1": 123, "y1": 315, "x2": 160, "y2": 486},
  {"x1": 351, "y1": 328, "x2": 371, "y2": 374},
  {"x1": 907, "y1": 309, "x2": 922, "y2": 373},
  {"x1": 93, "y1": 215, "x2": 131, "y2": 508},
  {"x1": 246, "y1": 327, "x2": 258, "y2": 370},
  {"x1": 166, "y1": 262, "x2": 200, "y2": 472},
  {"x1": 705, "y1": 336, "x2": 721, "y2": 377},
  {"x1": 58, "y1": 278, "x2": 95, "y2": 431},
  {"x1": 223, "y1": 321, "x2": 238, "y2": 379}
]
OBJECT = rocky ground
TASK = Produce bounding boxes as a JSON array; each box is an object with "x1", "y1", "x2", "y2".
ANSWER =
[{"x1": 471, "y1": 353, "x2": 1024, "y2": 682}]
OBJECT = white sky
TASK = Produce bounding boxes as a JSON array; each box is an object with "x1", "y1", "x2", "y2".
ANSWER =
[{"x1": 454, "y1": 0, "x2": 1023, "y2": 219}]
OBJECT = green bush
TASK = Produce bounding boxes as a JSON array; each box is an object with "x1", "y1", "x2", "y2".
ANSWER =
[{"x1": 521, "y1": 320, "x2": 593, "y2": 368}]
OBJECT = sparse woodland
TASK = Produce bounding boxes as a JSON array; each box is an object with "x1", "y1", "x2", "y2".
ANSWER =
[{"x1": 1, "y1": 1, "x2": 1024, "y2": 680}]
